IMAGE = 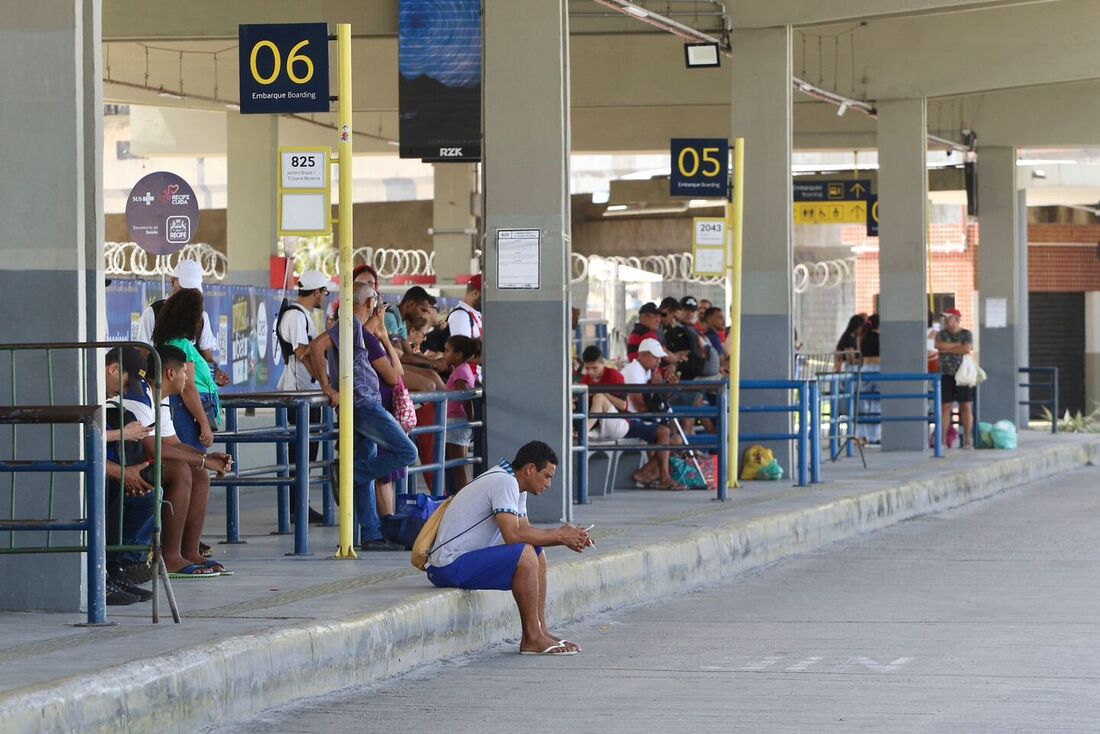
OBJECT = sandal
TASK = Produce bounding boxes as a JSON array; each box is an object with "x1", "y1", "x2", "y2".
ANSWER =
[
  {"x1": 202, "y1": 560, "x2": 234, "y2": 576},
  {"x1": 520, "y1": 642, "x2": 578, "y2": 656},
  {"x1": 654, "y1": 480, "x2": 687, "y2": 492},
  {"x1": 168, "y1": 563, "x2": 220, "y2": 579}
]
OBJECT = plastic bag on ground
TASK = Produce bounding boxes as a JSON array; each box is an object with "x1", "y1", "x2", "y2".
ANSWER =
[
  {"x1": 757, "y1": 459, "x2": 784, "y2": 481},
  {"x1": 978, "y1": 422, "x2": 995, "y2": 449},
  {"x1": 991, "y1": 420, "x2": 1018, "y2": 450},
  {"x1": 741, "y1": 445, "x2": 774, "y2": 481}
]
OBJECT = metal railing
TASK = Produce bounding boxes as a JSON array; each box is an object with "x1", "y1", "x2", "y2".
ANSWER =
[
  {"x1": 0, "y1": 341, "x2": 168, "y2": 625},
  {"x1": 571, "y1": 385, "x2": 591, "y2": 505},
  {"x1": 577, "y1": 379, "x2": 730, "y2": 498},
  {"x1": 402, "y1": 388, "x2": 486, "y2": 498},
  {"x1": 213, "y1": 392, "x2": 336, "y2": 556},
  {"x1": 739, "y1": 379, "x2": 812, "y2": 487},
  {"x1": 816, "y1": 372, "x2": 944, "y2": 459},
  {"x1": 1019, "y1": 367, "x2": 1059, "y2": 434}
]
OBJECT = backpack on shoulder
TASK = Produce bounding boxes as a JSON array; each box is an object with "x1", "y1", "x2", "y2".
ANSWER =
[
  {"x1": 423, "y1": 307, "x2": 476, "y2": 353},
  {"x1": 274, "y1": 300, "x2": 314, "y2": 365}
]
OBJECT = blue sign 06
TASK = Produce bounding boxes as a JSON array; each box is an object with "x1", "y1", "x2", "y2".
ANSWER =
[
  {"x1": 239, "y1": 23, "x2": 330, "y2": 114},
  {"x1": 670, "y1": 138, "x2": 729, "y2": 197}
]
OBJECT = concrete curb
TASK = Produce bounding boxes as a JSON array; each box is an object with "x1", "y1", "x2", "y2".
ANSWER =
[{"x1": 3, "y1": 439, "x2": 1098, "y2": 733}]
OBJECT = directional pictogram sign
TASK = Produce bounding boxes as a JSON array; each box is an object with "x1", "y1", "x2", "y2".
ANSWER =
[{"x1": 792, "y1": 179, "x2": 871, "y2": 224}]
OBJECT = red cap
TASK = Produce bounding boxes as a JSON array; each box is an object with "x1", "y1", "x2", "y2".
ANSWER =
[
  {"x1": 941, "y1": 308, "x2": 962, "y2": 319},
  {"x1": 468, "y1": 273, "x2": 483, "y2": 292}
]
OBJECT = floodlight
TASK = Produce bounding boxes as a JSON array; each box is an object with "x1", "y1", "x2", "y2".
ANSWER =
[{"x1": 684, "y1": 42, "x2": 721, "y2": 68}]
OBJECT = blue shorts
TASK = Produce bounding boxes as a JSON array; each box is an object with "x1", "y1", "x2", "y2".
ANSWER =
[
  {"x1": 427, "y1": 543, "x2": 543, "y2": 591},
  {"x1": 626, "y1": 420, "x2": 661, "y2": 443}
]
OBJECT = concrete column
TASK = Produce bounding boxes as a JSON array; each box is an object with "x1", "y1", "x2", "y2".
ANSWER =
[
  {"x1": 226, "y1": 113, "x2": 278, "y2": 286},
  {"x1": 976, "y1": 146, "x2": 1022, "y2": 425},
  {"x1": 876, "y1": 99, "x2": 928, "y2": 450},
  {"x1": 1086, "y1": 292, "x2": 1100, "y2": 417},
  {"x1": 483, "y1": 0, "x2": 571, "y2": 522},
  {"x1": 432, "y1": 163, "x2": 478, "y2": 285},
  {"x1": 730, "y1": 27, "x2": 794, "y2": 468},
  {"x1": 0, "y1": 1, "x2": 104, "y2": 611}
]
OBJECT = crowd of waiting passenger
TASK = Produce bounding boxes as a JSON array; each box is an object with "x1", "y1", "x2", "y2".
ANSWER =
[
  {"x1": 577, "y1": 296, "x2": 730, "y2": 491},
  {"x1": 102, "y1": 261, "x2": 485, "y2": 604}
]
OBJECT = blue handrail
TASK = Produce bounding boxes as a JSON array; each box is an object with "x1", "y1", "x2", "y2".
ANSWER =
[
  {"x1": 403, "y1": 388, "x2": 485, "y2": 498},
  {"x1": 1019, "y1": 366, "x2": 1059, "y2": 434}
]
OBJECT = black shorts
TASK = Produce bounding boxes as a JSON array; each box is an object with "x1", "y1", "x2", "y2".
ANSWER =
[{"x1": 941, "y1": 374, "x2": 974, "y2": 405}]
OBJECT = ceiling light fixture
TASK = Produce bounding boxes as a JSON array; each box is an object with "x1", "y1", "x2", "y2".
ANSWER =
[{"x1": 624, "y1": 3, "x2": 649, "y2": 19}]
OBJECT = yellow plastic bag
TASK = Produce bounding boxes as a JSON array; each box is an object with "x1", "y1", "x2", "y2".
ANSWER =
[{"x1": 740, "y1": 444, "x2": 774, "y2": 481}]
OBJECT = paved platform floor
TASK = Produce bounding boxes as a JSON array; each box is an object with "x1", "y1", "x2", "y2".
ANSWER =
[
  {"x1": 220, "y1": 465, "x2": 1100, "y2": 734},
  {"x1": 0, "y1": 432, "x2": 1089, "y2": 703}
]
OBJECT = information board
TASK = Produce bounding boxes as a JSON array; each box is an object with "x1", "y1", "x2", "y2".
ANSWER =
[
  {"x1": 239, "y1": 23, "x2": 330, "y2": 115},
  {"x1": 278, "y1": 147, "x2": 331, "y2": 236},
  {"x1": 670, "y1": 138, "x2": 729, "y2": 198},
  {"x1": 691, "y1": 218, "x2": 727, "y2": 276}
]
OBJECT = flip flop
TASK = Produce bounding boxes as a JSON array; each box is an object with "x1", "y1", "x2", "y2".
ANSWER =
[
  {"x1": 168, "y1": 563, "x2": 220, "y2": 579},
  {"x1": 520, "y1": 642, "x2": 578, "y2": 656},
  {"x1": 654, "y1": 481, "x2": 687, "y2": 491},
  {"x1": 557, "y1": 639, "x2": 582, "y2": 652},
  {"x1": 202, "y1": 560, "x2": 234, "y2": 576}
]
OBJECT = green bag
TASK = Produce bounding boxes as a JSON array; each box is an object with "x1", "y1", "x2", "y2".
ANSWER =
[
  {"x1": 670, "y1": 456, "x2": 708, "y2": 489},
  {"x1": 978, "y1": 422, "x2": 995, "y2": 449},
  {"x1": 991, "y1": 420, "x2": 1017, "y2": 450},
  {"x1": 757, "y1": 459, "x2": 784, "y2": 481}
]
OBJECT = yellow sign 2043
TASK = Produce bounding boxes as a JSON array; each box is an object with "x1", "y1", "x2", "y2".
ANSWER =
[{"x1": 793, "y1": 201, "x2": 868, "y2": 225}]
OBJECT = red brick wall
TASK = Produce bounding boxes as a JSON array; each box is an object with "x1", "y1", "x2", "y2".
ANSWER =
[
  {"x1": 845, "y1": 222, "x2": 1100, "y2": 328},
  {"x1": 1026, "y1": 224, "x2": 1100, "y2": 292}
]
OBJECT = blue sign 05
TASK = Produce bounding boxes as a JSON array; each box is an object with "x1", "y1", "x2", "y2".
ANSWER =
[
  {"x1": 238, "y1": 23, "x2": 330, "y2": 114},
  {"x1": 670, "y1": 138, "x2": 729, "y2": 197}
]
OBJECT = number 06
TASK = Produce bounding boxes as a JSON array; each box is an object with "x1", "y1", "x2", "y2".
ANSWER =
[{"x1": 249, "y1": 39, "x2": 315, "y2": 86}]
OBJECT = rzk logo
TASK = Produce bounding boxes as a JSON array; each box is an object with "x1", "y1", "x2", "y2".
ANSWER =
[
  {"x1": 131, "y1": 191, "x2": 155, "y2": 206},
  {"x1": 161, "y1": 183, "x2": 191, "y2": 206}
]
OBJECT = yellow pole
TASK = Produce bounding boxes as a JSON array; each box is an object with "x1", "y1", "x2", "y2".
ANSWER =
[
  {"x1": 335, "y1": 23, "x2": 356, "y2": 559},
  {"x1": 726, "y1": 137, "x2": 745, "y2": 490}
]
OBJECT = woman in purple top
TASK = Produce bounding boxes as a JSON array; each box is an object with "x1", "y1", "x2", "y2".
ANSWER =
[{"x1": 362, "y1": 305, "x2": 407, "y2": 517}]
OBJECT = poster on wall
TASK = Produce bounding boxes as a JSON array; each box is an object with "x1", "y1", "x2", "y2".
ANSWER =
[
  {"x1": 398, "y1": 0, "x2": 482, "y2": 162},
  {"x1": 125, "y1": 172, "x2": 200, "y2": 255},
  {"x1": 106, "y1": 280, "x2": 286, "y2": 394}
]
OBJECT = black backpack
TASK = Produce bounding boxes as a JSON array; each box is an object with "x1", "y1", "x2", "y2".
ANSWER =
[
  {"x1": 274, "y1": 300, "x2": 314, "y2": 372},
  {"x1": 423, "y1": 307, "x2": 476, "y2": 354}
]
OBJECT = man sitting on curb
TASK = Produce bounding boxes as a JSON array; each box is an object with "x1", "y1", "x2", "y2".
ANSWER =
[{"x1": 426, "y1": 441, "x2": 592, "y2": 656}]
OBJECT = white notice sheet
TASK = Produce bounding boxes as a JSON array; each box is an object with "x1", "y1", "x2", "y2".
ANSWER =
[
  {"x1": 496, "y1": 229, "x2": 541, "y2": 289},
  {"x1": 985, "y1": 297, "x2": 1007, "y2": 328}
]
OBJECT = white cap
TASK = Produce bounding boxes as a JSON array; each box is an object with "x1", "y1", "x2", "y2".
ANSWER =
[
  {"x1": 172, "y1": 260, "x2": 203, "y2": 291},
  {"x1": 297, "y1": 270, "x2": 337, "y2": 292},
  {"x1": 638, "y1": 337, "x2": 668, "y2": 358}
]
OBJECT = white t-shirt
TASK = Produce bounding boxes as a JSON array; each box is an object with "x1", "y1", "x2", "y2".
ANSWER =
[
  {"x1": 276, "y1": 305, "x2": 318, "y2": 391},
  {"x1": 619, "y1": 360, "x2": 652, "y2": 413},
  {"x1": 448, "y1": 302, "x2": 482, "y2": 339},
  {"x1": 429, "y1": 461, "x2": 527, "y2": 568},
  {"x1": 110, "y1": 383, "x2": 175, "y2": 438},
  {"x1": 136, "y1": 305, "x2": 217, "y2": 354}
]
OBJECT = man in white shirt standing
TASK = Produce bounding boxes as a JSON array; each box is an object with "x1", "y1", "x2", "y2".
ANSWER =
[
  {"x1": 448, "y1": 273, "x2": 483, "y2": 339},
  {"x1": 426, "y1": 441, "x2": 591, "y2": 656},
  {"x1": 136, "y1": 259, "x2": 229, "y2": 387},
  {"x1": 275, "y1": 269, "x2": 335, "y2": 524}
]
